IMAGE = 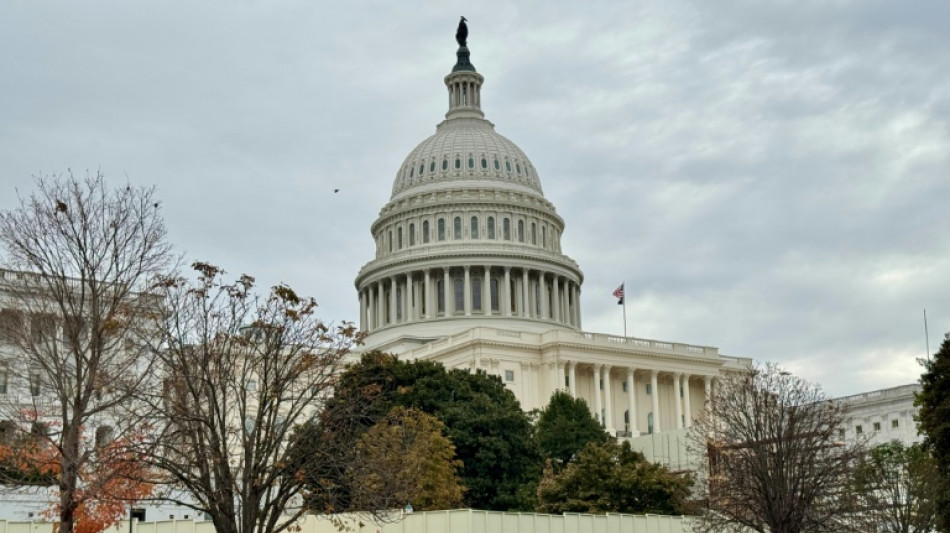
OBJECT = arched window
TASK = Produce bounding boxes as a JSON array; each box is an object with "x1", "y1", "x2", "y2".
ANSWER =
[
  {"x1": 453, "y1": 217, "x2": 462, "y2": 239},
  {"x1": 516, "y1": 163, "x2": 521, "y2": 174},
  {"x1": 455, "y1": 157, "x2": 461, "y2": 169},
  {"x1": 454, "y1": 278, "x2": 464, "y2": 313},
  {"x1": 490, "y1": 278, "x2": 499, "y2": 311},
  {"x1": 388, "y1": 231, "x2": 393, "y2": 252},
  {"x1": 487, "y1": 217, "x2": 495, "y2": 239},
  {"x1": 409, "y1": 167, "x2": 414, "y2": 178},
  {"x1": 481, "y1": 157, "x2": 487, "y2": 169},
  {"x1": 409, "y1": 223, "x2": 415, "y2": 246},
  {"x1": 503, "y1": 218, "x2": 511, "y2": 240},
  {"x1": 542, "y1": 226, "x2": 546, "y2": 248},
  {"x1": 494, "y1": 159, "x2": 500, "y2": 170},
  {"x1": 437, "y1": 280, "x2": 445, "y2": 313},
  {"x1": 423, "y1": 220, "x2": 430, "y2": 243},
  {"x1": 430, "y1": 161, "x2": 435, "y2": 173},
  {"x1": 531, "y1": 222, "x2": 537, "y2": 245},
  {"x1": 419, "y1": 164, "x2": 425, "y2": 175},
  {"x1": 397, "y1": 227, "x2": 403, "y2": 249},
  {"x1": 518, "y1": 220, "x2": 525, "y2": 242},
  {"x1": 442, "y1": 159, "x2": 448, "y2": 171},
  {"x1": 470, "y1": 216, "x2": 479, "y2": 239},
  {"x1": 472, "y1": 278, "x2": 482, "y2": 311},
  {"x1": 506, "y1": 161, "x2": 511, "y2": 172},
  {"x1": 438, "y1": 219, "x2": 446, "y2": 241},
  {"x1": 468, "y1": 157, "x2": 474, "y2": 169}
]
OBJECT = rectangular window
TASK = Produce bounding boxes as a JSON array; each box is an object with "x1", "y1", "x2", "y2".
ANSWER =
[
  {"x1": 0, "y1": 309, "x2": 23, "y2": 344},
  {"x1": 454, "y1": 278, "x2": 464, "y2": 313},
  {"x1": 891, "y1": 419, "x2": 899, "y2": 429},
  {"x1": 505, "y1": 370, "x2": 515, "y2": 382},
  {"x1": 30, "y1": 372, "x2": 42, "y2": 397},
  {"x1": 622, "y1": 381, "x2": 627, "y2": 392},
  {"x1": 454, "y1": 217, "x2": 462, "y2": 239},
  {"x1": 838, "y1": 428, "x2": 845, "y2": 439},
  {"x1": 31, "y1": 314, "x2": 57, "y2": 343},
  {"x1": 472, "y1": 278, "x2": 482, "y2": 311},
  {"x1": 855, "y1": 425, "x2": 863, "y2": 434},
  {"x1": 438, "y1": 219, "x2": 445, "y2": 241},
  {"x1": 471, "y1": 217, "x2": 479, "y2": 239},
  {"x1": 646, "y1": 384, "x2": 652, "y2": 395},
  {"x1": 873, "y1": 422, "x2": 881, "y2": 431},
  {"x1": 565, "y1": 375, "x2": 570, "y2": 387},
  {"x1": 423, "y1": 221, "x2": 430, "y2": 243},
  {"x1": 503, "y1": 218, "x2": 511, "y2": 240},
  {"x1": 487, "y1": 217, "x2": 495, "y2": 239}
]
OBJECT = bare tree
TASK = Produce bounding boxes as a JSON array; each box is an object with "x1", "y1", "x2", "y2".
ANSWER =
[
  {"x1": 688, "y1": 363, "x2": 864, "y2": 533},
  {"x1": 135, "y1": 262, "x2": 370, "y2": 533},
  {"x1": 0, "y1": 172, "x2": 173, "y2": 533}
]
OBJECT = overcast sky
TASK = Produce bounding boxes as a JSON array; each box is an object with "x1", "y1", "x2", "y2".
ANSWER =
[{"x1": 2, "y1": 1, "x2": 948, "y2": 397}]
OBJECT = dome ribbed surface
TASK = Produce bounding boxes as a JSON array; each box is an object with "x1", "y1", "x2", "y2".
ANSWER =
[{"x1": 391, "y1": 118, "x2": 544, "y2": 199}]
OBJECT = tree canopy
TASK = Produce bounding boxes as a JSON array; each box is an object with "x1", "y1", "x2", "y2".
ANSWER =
[
  {"x1": 306, "y1": 352, "x2": 539, "y2": 511},
  {"x1": 916, "y1": 335, "x2": 950, "y2": 531},
  {"x1": 536, "y1": 439, "x2": 692, "y2": 515},
  {"x1": 535, "y1": 390, "x2": 608, "y2": 469}
]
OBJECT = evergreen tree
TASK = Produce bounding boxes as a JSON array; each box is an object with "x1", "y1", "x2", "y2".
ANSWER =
[
  {"x1": 536, "y1": 390, "x2": 608, "y2": 469},
  {"x1": 916, "y1": 335, "x2": 950, "y2": 531}
]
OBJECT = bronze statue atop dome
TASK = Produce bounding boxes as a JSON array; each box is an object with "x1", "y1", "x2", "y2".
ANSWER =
[{"x1": 456, "y1": 16, "x2": 468, "y2": 47}]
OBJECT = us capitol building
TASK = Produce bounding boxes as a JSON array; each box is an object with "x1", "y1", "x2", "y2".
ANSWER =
[{"x1": 353, "y1": 29, "x2": 750, "y2": 456}]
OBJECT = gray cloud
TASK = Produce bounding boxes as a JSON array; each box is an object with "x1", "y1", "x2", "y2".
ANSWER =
[{"x1": 1, "y1": 1, "x2": 948, "y2": 397}]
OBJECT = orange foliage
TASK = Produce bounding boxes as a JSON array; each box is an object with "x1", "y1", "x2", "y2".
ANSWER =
[{"x1": 1, "y1": 431, "x2": 153, "y2": 533}]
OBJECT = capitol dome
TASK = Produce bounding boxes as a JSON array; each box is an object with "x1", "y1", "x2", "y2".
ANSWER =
[{"x1": 355, "y1": 38, "x2": 584, "y2": 353}]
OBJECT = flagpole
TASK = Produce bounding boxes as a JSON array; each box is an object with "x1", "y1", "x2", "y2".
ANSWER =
[{"x1": 621, "y1": 281, "x2": 627, "y2": 338}]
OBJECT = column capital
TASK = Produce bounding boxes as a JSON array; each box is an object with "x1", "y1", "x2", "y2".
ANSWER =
[{"x1": 651, "y1": 369, "x2": 660, "y2": 377}]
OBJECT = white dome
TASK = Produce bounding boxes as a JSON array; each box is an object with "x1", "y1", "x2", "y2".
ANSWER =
[{"x1": 391, "y1": 117, "x2": 544, "y2": 199}]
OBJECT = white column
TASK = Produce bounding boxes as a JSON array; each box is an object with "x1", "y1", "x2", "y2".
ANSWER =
[
  {"x1": 404, "y1": 273, "x2": 412, "y2": 322},
  {"x1": 683, "y1": 374, "x2": 693, "y2": 428},
  {"x1": 443, "y1": 268, "x2": 452, "y2": 315},
  {"x1": 376, "y1": 281, "x2": 384, "y2": 326},
  {"x1": 556, "y1": 360, "x2": 565, "y2": 391},
  {"x1": 483, "y1": 265, "x2": 491, "y2": 315},
  {"x1": 424, "y1": 269, "x2": 431, "y2": 319},
  {"x1": 593, "y1": 365, "x2": 603, "y2": 426},
  {"x1": 568, "y1": 361, "x2": 577, "y2": 397},
  {"x1": 552, "y1": 275, "x2": 561, "y2": 322},
  {"x1": 539, "y1": 273, "x2": 549, "y2": 319},
  {"x1": 627, "y1": 367, "x2": 638, "y2": 436},
  {"x1": 603, "y1": 365, "x2": 615, "y2": 435},
  {"x1": 504, "y1": 267, "x2": 512, "y2": 317},
  {"x1": 390, "y1": 277, "x2": 398, "y2": 323},
  {"x1": 463, "y1": 266, "x2": 472, "y2": 316},
  {"x1": 522, "y1": 269, "x2": 530, "y2": 318},
  {"x1": 651, "y1": 370, "x2": 661, "y2": 434},
  {"x1": 674, "y1": 372, "x2": 683, "y2": 430},
  {"x1": 574, "y1": 284, "x2": 582, "y2": 329}
]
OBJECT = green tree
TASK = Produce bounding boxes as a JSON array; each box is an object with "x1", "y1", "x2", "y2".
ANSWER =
[
  {"x1": 536, "y1": 390, "x2": 607, "y2": 469},
  {"x1": 916, "y1": 335, "x2": 950, "y2": 532},
  {"x1": 536, "y1": 440, "x2": 692, "y2": 515},
  {"x1": 351, "y1": 407, "x2": 464, "y2": 511},
  {"x1": 851, "y1": 441, "x2": 941, "y2": 533},
  {"x1": 307, "y1": 352, "x2": 539, "y2": 511}
]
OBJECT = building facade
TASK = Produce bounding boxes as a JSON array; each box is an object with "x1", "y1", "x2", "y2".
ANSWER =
[
  {"x1": 354, "y1": 34, "x2": 751, "y2": 448},
  {"x1": 836, "y1": 383, "x2": 921, "y2": 447}
]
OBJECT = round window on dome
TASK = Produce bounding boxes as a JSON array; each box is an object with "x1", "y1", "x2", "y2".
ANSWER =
[
  {"x1": 468, "y1": 157, "x2": 474, "y2": 169},
  {"x1": 455, "y1": 158, "x2": 461, "y2": 169},
  {"x1": 481, "y1": 158, "x2": 487, "y2": 169}
]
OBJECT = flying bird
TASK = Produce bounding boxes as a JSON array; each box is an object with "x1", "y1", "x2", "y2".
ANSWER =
[{"x1": 334, "y1": 189, "x2": 340, "y2": 193}]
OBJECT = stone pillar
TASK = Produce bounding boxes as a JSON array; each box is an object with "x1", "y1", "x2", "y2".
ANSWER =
[
  {"x1": 556, "y1": 360, "x2": 565, "y2": 391},
  {"x1": 404, "y1": 273, "x2": 412, "y2": 322},
  {"x1": 539, "y1": 273, "x2": 549, "y2": 319},
  {"x1": 483, "y1": 265, "x2": 491, "y2": 315},
  {"x1": 443, "y1": 268, "x2": 452, "y2": 315},
  {"x1": 389, "y1": 277, "x2": 398, "y2": 323},
  {"x1": 627, "y1": 367, "x2": 638, "y2": 436},
  {"x1": 683, "y1": 374, "x2": 693, "y2": 428},
  {"x1": 651, "y1": 370, "x2": 661, "y2": 434},
  {"x1": 574, "y1": 284, "x2": 582, "y2": 329},
  {"x1": 552, "y1": 275, "x2": 561, "y2": 322},
  {"x1": 463, "y1": 266, "x2": 472, "y2": 316},
  {"x1": 603, "y1": 365, "x2": 615, "y2": 435},
  {"x1": 674, "y1": 372, "x2": 683, "y2": 430},
  {"x1": 568, "y1": 361, "x2": 577, "y2": 397},
  {"x1": 504, "y1": 267, "x2": 512, "y2": 317},
  {"x1": 423, "y1": 269, "x2": 431, "y2": 319},
  {"x1": 593, "y1": 365, "x2": 603, "y2": 426},
  {"x1": 522, "y1": 269, "x2": 530, "y2": 318},
  {"x1": 376, "y1": 281, "x2": 384, "y2": 326}
]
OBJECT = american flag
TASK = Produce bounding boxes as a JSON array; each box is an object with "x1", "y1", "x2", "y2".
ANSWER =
[{"x1": 612, "y1": 283, "x2": 624, "y2": 305}]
